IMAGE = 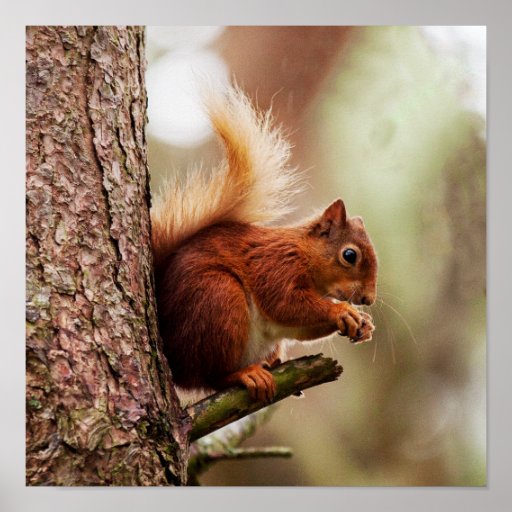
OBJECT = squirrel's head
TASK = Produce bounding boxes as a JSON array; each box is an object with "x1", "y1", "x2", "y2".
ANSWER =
[{"x1": 307, "y1": 199, "x2": 378, "y2": 306}]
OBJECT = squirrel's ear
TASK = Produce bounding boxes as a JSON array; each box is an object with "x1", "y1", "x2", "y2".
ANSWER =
[
  {"x1": 313, "y1": 199, "x2": 347, "y2": 237},
  {"x1": 352, "y1": 215, "x2": 365, "y2": 227}
]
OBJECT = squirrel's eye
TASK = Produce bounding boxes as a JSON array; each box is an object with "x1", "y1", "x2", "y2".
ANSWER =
[{"x1": 342, "y1": 248, "x2": 357, "y2": 264}]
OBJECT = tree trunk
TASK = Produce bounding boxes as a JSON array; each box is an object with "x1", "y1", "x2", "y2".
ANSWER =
[{"x1": 26, "y1": 26, "x2": 189, "y2": 486}]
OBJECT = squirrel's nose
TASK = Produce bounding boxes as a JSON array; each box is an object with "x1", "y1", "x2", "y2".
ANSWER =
[{"x1": 361, "y1": 295, "x2": 375, "y2": 306}]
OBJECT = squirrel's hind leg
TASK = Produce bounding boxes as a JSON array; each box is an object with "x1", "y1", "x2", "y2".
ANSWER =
[
  {"x1": 197, "y1": 272, "x2": 276, "y2": 402},
  {"x1": 218, "y1": 364, "x2": 276, "y2": 402}
]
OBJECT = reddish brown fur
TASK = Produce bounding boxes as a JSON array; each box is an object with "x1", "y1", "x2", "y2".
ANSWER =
[
  {"x1": 155, "y1": 201, "x2": 378, "y2": 399},
  {"x1": 152, "y1": 87, "x2": 378, "y2": 401}
]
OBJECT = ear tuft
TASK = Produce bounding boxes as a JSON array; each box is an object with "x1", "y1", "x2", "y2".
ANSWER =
[
  {"x1": 322, "y1": 199, "x2": 347, "y2": 226},
  {"x1": 352, "y1": 215, "x2": 365, "y2": 227},
  {"x1": 313, "y1": 199, "x2": 347, "y2": 237}
]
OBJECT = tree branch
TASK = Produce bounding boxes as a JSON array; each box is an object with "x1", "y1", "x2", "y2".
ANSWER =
[
  {"x1": 211, "y1": 447, "x2": 293, "y2": 460},
  {"x1": 188, "y1": 446, "x2": 292, "y2": 485},
  {"x1": 187, "y1": 354, "x2": 343, "y2": 442},
  {"x1": 187, "y1": 409, "x2": 290, "y2": 484}
]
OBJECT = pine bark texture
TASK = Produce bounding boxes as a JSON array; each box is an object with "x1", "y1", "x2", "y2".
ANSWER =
[{"x1": 26, "y1": 26, "x2": 189, "y2": 486}]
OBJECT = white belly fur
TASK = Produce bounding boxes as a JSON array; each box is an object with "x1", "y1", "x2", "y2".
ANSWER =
[{"x1": 242, "y1": 296, "x2": 297, "y2": 367}]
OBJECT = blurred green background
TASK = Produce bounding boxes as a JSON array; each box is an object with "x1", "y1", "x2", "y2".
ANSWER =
[{"x1": 146, "y1": 26, "x2": 486, "y2": 486}]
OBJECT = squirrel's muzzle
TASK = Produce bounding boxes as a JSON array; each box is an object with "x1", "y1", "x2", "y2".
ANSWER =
[{"x1": 360, "y1": 294, "x2": 375, "y2": 306}]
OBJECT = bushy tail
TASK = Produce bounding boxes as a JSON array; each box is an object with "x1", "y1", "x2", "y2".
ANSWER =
[{"x1": 151, "y1": 86, "x2": 300, "y2": 270}]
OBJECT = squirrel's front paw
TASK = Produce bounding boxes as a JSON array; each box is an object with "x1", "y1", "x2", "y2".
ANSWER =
[
  {"x1": 335, "y1": 304, "x2": 374, "y2": 343},
  {"x1": 350, "y1": 311, "x2": 375, "y2": 344}
]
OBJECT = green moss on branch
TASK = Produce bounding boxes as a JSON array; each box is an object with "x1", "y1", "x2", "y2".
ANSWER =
[{"x1": 187, "y1": 354, "x2": 343, "y2": 442}]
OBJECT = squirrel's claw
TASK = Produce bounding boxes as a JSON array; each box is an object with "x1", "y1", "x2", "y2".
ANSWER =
[
  {"x1": 225, "y1": 364, "x2": 276, "y2": 402},
  {"x1": 350, "y1": 312, "x2": 375, "y2": 343},
  {"x1": 336, "y1": 306, "x2": 375, "y2": 343}
]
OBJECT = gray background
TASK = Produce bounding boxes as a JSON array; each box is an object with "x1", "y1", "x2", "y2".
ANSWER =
[{"x1": 3, "y1": 0, "x2": 510, "y2": 510}]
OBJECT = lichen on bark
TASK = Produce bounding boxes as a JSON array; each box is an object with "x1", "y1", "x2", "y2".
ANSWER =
[{"x1": 26, "y1": 26, "x2": 189, "y2": 486}]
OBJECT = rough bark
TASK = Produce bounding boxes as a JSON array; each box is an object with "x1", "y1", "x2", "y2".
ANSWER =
[{"x1": 26, "y1": 26, "x2": 189, "y2": 486}]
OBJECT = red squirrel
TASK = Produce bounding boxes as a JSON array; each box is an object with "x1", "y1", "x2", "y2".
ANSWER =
[{"x1": 151, "y1": 87, "x2": 378, "y2": 402}]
